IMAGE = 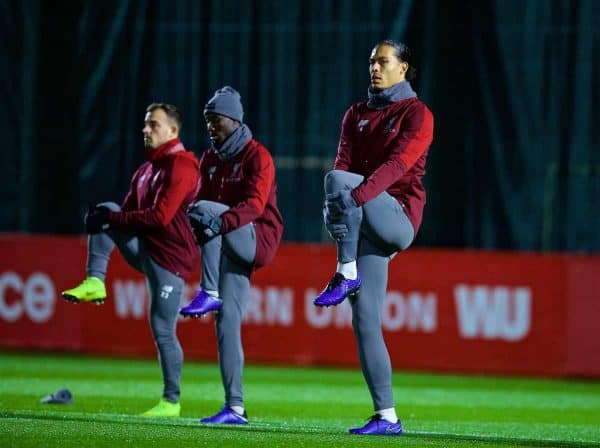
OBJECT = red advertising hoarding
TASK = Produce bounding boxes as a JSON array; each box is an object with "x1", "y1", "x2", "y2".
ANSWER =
[{"x1": 1, "y1": 234, "x2": 598, "y2": 377}]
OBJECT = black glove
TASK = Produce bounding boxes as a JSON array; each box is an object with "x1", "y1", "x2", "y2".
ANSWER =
[
  {"x1": 326, "y1": 190, "x2": 358, "y2": 218},
  {"x1": 188, "y1": 212, "x2": 222, "y2": 246},
  {"x1": 84, "y1": 205, "x2": 110, "y2": 234}
]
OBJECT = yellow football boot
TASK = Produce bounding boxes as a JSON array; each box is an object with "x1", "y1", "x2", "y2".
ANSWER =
[
  {"x1": 61, "y1": 277, "x2": 106, "y2": 305},
  {"x1": 141, "y1": 399, "x2": 181, "y2": 417}
]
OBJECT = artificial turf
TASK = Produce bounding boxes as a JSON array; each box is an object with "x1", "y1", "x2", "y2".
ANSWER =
[{"x1": 1, "y1": 351, "x2": 599, "y2": 447}]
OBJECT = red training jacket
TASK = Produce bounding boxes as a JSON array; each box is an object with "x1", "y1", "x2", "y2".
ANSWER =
[
  {"x1": 335, "y1": 97, "x2": 434, "y2": 235},
  {"x1": 108, "y1": 138, "x2": 200, "y2": 280},
  {"x1": 196, "y1": 139, "x2": 283, "y2": 269}
]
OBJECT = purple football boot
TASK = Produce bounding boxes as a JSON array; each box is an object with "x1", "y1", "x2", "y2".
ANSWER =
[
  {"x1": 200, "y1": 407, "x2": 248, "y2": 425},
  {"x1": 349, "y1": 415, "x2": 403, "y2": 435},
  {"x1": 313, "y1": 272, "x2": 361, "y2": 307},
  {"x1": 179, "y1": 289, "x2": 223, "y2": 317}
]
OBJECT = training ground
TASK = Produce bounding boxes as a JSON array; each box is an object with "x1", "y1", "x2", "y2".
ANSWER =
[{"x1": 1, "y1": 351, "x2": 599, "y2": 448}]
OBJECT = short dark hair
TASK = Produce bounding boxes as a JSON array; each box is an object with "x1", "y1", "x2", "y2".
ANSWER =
[
  {"x1": 146, "y1": 103, "x2": 183, "y2": 130},
  {"x1": 375, "y1": 39, "x2": 417, "y2": 81}
]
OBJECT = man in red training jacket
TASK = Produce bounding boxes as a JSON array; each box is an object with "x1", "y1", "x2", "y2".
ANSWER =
[
  {"x1": 179, "y1": 86, "x2": 283, "y2": 425},
  {"x1": 62, "y1": 103, "x2": 199, "y2": 418},
  {"x1": 314, "y1": 40, "x2": 434, "y2": 436}
]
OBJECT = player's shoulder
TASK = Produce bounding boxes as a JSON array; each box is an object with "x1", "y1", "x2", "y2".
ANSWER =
[
  {"x1": 242, "y1": 139, "x2": 275, "y2": 168},
  {"x1": 177, "y1": 149, "x2": 200, "y2": 165},
  {"x1": 390, "y1": 97, "x2": 433, "y2": 119},
  {"x1": 349, "y1": 100, "x2": 368, "y2": 114},
  {"x1": 165, "y1": 149, "x2": 200, "y2": 171},
  {"x1": 245, "y1": 139, "x2": 273, "y2": 157},
  {"x1": 245, "y1": 138, "x2": 266, "y2": 151},
  {"x1": 340, "y1": 101, "x2": 368, "y2": 123},
  {"x1": 403, "y1": 97, "x2": 432, "y2": 112}
]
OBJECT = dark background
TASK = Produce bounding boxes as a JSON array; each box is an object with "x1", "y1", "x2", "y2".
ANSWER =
[{"x1": 2, "y1": 0, "x2": 598, "y2": 251}]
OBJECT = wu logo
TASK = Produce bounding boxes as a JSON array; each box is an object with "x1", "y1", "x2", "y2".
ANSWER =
[
  {"x1": 358, "y1": 119, "x2": 369, "y2": 132},
  {"x1": 454, "y1": 284, "x2": 531, "y2": 341},
  {"x1": 160, "y1": 285, "x2": 174, "y2": 299}
]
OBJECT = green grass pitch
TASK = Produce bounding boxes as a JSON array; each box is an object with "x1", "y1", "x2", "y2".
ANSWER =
[{"x1": 1, "y1": 351, "x2": 599, "y2": 447}]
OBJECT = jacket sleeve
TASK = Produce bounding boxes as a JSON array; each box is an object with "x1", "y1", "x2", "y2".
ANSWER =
[
  {"x1": 352, "y1": 103, "x2": 433, "y2": 206},
  {"x1": 333, "y1": 107, "x2": 355, "y2": 171},
  {"x1": 219, "y1": 148, "x2": 275, "y2": 233},
  {"x1": 108, "y1": 157, "x2": 199, "y2": 230}
]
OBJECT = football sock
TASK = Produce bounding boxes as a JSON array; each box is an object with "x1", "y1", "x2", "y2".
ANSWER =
[
  {"x1": 230, "y1": 405, "x2": 245, "y2": 416},
  {"x1": 376, "y1": 407, "x2": 398, "y2": 423},
  {"x1": 337, "y1": 261, "x2": 357, "y2": 280}
]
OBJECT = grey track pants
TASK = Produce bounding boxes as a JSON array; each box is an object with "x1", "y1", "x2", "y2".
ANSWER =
[
  {"x1": 323, "y1": 169, "x2": 414, "y2": 411},
  {"x1": 188, "y1": 200, "x2": 257, "y2": 408},
  {"x1": 86, "y1": 202, "x2": 184, "y2": 404}
]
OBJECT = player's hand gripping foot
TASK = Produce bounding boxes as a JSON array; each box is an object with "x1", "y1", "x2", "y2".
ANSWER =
[
  {"x1": 349, "y1": 415, "x2": 402, "y2": 435},
  {"x1": 141, "y1": 398, "x2": 180, "y2": 417},
  {"x1": 61, "y1": 277, "x2": 106, "y2": 305},
  {"x1": 313, "y1": 273, "x2": 361, "y2": 307},
  {"x1": 179, "y1": 289, "x2": 223, "y2": 318},
  {"x1": 200, "y1": 406, "x2": 248, "y2": 425}
]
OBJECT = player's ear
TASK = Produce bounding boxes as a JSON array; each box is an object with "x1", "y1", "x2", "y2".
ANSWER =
[{"x1": 399, "y1": 61, "x2": 408, "y2": 76}]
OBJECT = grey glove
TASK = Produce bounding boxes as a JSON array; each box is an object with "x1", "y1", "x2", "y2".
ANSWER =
[
  {"x1": 326, "y1": 222, "x2": 348, "y2": 240},
  {"x1": 323, "y1": 203, "x2": 348, "y2": 240},
  {"x1": 326, "y1": 190, "x2": 358, "y2": 218},
  {"x1": 188, "y1": 213, "x2": 222, "y2": 245}
]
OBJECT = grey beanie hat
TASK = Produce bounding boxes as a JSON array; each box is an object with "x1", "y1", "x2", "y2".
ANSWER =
[{"x1": 204, "y1": 86, "x2": 244, "y2": 123}]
